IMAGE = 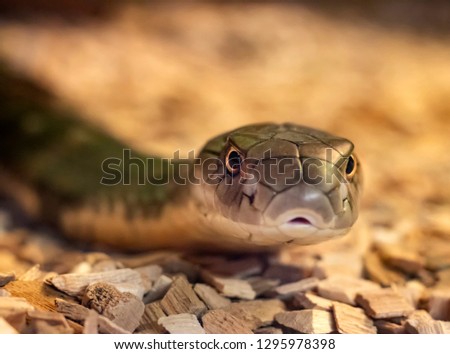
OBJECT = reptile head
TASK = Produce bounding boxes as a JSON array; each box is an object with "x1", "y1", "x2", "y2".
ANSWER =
[{"x1": 194, "y1": 123, "x2": 361, "y2": 246}]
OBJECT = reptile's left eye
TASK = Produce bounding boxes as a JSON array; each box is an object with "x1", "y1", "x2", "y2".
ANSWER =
[
  {"x1": 345, "y1": 154, "x2": 357, "y2": 178},
  {"x1": 225, "y1": 148, "x2": 242, "y2": 176}
]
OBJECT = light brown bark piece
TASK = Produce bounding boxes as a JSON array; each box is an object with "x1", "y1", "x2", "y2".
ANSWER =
[
  {"x1": 0, "y1": 272, "x2": 15, "y2": 286},
  {"x1": 82, "y1": 282, "x2": 145, "y2": 332},
  {"x1": 275, "y1": 309, "x2": 334, "y2": 334},
  {"x1": 294, "y1": 292, "x2": 335, "y2": 311},
  {"x1": 28, "y1": 310, "x2": 74, "y2": 334},
  {"x1": 428, "y1": 288, "x2": 450, "y2": 321},
  {"x1": 49, "y1": 268, "x2": 146, "y2": 298},
  {"x1": 158, "y1": 313, "x2": 205, "y2": 334},
  {"x1": 318, "y1": 275, "x2": 380, "y2": 305},
  {"x1": 0, "y1": 317, "x2": 18, "y2": 334},
  {"x1": 364, "y1": 251, "x2": 406, "y2": 286},
  {"x1": 194, "y1": 283, "x2": 231, "y2": 310},
  {"x1": 275, "y1": 277, "x2": 319, "y2": 297},
  {"x1": 202, "y1": 309, "x2": 253, "y2": 334},
  {"x1": 333, "y1": 302, "x2": 377, "y2": 334},
  {"x1": 54, "y1": 298, "x2": 131, "y2": 334},
  {"x1": 160, "y1": 276, "x2": 206, "y2": 317},
  {"x1": 355, "y1": 288, "x2": 415, "y2": 319},
  {"x1": 136, "y1": 301, "x2": 167, "y2": 334},
  {"x1": 202, "y1": 271, "x2": 256, "y2": 300},
  {"x1": 143, "y1": 275, "x2": 172, "y2": 303},
  {"x1": 405, "y1": 310, "x2": 444, "y2": 334},
  {"x1": 224, "y1": 299, "x2": 286, "y2": 326},
  {"x1": 377, "y1": 244, "x2": 425, "y2": 274}
]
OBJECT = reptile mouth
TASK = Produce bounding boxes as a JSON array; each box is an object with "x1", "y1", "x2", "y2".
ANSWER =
[{"x1": 287, "y1": 217, "x2": 312, "y2": 225}]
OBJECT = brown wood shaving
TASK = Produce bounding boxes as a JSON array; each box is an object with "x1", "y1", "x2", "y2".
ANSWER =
[
  {"x1": 275, "y1": 309, "x2": 334, "y2": 334},
  {"x1": 158, "y1": 313, "x2": 205, "y2": 334},
  {"x1": 333, "y1": 302, "x2": 377, "y2": 334},
  {"x1": 160, "y1": 276, "x2": 207, "y2": 317},
  {"x1": 356, "y1": 288, "x2": 415, "y2": 319},
  {"x1": 202, "y1": 309, "x2": 253, "y2": 334}
]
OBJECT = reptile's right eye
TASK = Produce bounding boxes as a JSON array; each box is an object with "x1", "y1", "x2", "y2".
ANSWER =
[
  {"x1": 345, "y1": 154, "x2": 357, "y2": 179},
  {"x1": 225, "y1": 147, "x2": 242, "y2": 176}
]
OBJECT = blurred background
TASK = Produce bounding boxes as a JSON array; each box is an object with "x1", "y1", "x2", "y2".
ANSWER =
[{"x1": 0, "y1": 0, "x2": 449, "y2": 246}]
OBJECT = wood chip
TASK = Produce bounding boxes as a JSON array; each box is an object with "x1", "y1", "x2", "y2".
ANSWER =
[
  {"x1": 194, "y1": 283, "x2": 231, "y2": 310},
  {"x1": 427, "y1": 288, "x2": 450, "y2": 321},
  {"x1": 220, "y1": 306, "x2": 261, "y2": 330},
  {"x1": 49, "y1": 268, "x2": 147, "y2": 298},
  {"x1": 82, "y1": 282, "x2": 145, "y2": 332},
  {"x1": 160, "y1": 276, "x2": 206, "y2": 317},
  {"x1": 206, "y1": 257, "x2": 263, "y2": 278},
  {"x1": 333, "y1": 302, "x2": 377, "y2": 334},
  {"x1": 274, "y1": 277, "x2": 319, "y2": 298},
  {"x1": 364, "y1": 251, "x2": 406, "y2": 286},
  {"x1": 18, "y1": 265, "x2": 52, "y2": 282},
  {"x1": 0, "y1": 309, "x2": 27, "y2": 332},
  {"x1": 158, "y1": 313, "x2": 205, "y2": 334},
  {"x1": 313, "y1": 252, "x2": 363, "y2": 279},
  {"x1": 247, "y1": 276, "x2": 280, "y2": 296},
  {"x1": 224, "y1": 299, "x2": 286, "y2": 326},
  {"x1": 27, "y1": 310, "x2": 74, "y2": 334},
  {"x1": 263, "y1": 264, "x2": 307, "y2": 283},
  {"x1": 202, "y1": 309, "x2": 253, "y2": 334},
  {"x1": 0, "y1": 296, "x2": 35, "y2": 311},
  {"x1": 318, "y1": 275, "x2": 380, "y2": 305},
  {"x1": 54, "y1": 299, "x2": 131, "y2": 334},
  {"x1": 202, "y1": 271, "x2": 256, "y2": 300},
  {"x1": 162, "y1": 257, "x2": 200, "y2": 283},
  {"x1": 275, "y1": 309, "x2": 334, "y2": 334},
  {"x1": 374, "y1": 320, "x2": 406, "y2": 334},
  {"x1": 254, "y1": 326, "x2": 283, "y2": 334},
  {"x1": 405, "y1": 310, "x2": 443, "y2": 334},
  {"x1": 396, "y1": 280, "x2": 426, "y2": 308},
  {"x1": 356, "y1": 288, "x2": 415, "y2": 319},
  {"x1": 0, "y1": 272, "x2": 15, "y2": 286},
  {"x1": 0, "y1": 317, "x2": 18, "y2": 334},
  {"x1": 377, "y1": 244, "x2": 425, "y2": 274},
  {"x1": 293, "y1": 292, "x2": 335, "y2": 311},
  {"x1": 83, "y1": 310, "x2": 99, "y2": 334},
  {"x1": 136, "y1": 301, "x2": 166, "y2": 334},
  {"x1": 143, "y1": 275, "x2": 172, "y2": 303},
  {"x1": 135, "y1": 264, "x2": 163, "y2": 284}
]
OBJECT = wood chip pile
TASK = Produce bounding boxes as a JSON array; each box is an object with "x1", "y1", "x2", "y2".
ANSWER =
[{"x1": 0, "y1": 221, "x2": 449, "y2": 334}]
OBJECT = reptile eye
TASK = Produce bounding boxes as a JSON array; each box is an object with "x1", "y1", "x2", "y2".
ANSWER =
[
  {"x1": 345, "y1": 155, "x2": 357, "y2": 178},
  {"x1": 225, "y1": 148, "x2": 242, "y2": 176}
]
